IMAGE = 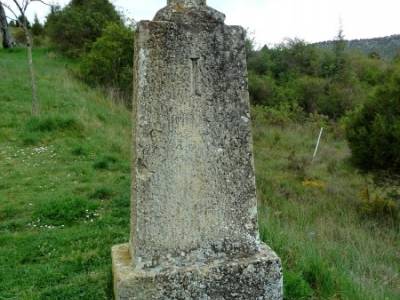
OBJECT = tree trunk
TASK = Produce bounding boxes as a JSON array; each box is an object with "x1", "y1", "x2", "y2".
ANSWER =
[
  {"x1": 0, "y1": 2, "x2": 14, "y2": 48},
  {"x1": 23, "y1": 25, "x2": 39, "y2": 116}
]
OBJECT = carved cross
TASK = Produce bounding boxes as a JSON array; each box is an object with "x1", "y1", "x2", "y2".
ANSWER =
[{"x1": 191, "y1": 57, "x2": 201, "y2": 96}]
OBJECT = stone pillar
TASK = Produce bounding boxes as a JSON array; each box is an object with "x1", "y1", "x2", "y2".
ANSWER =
[{"x1": 112, "y1": 1, "x2": 283, "y2": 299}]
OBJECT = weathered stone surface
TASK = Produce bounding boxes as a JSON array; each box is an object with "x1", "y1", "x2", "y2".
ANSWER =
[
  {"x1": 113, "y1": 244, "x2": 283, "y2": 300},
  {"x1": 112, "y1": 0, "x2": 283, "y2": 298},
  {"x1": 132, "y1": 3, "x2": 259, "y2": 270}
]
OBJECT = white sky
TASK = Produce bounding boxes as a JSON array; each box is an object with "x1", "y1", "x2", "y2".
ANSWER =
[{"x1": 16, "y1": 0, "x2": 400, "y2": 47}]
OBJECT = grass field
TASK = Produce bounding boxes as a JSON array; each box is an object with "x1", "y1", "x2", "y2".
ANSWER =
[{"x1": 0, "y1": 48, "x2": 399, "y2": 299}]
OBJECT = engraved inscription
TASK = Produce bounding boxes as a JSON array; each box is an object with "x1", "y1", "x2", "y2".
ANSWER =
[{"x1": 191, "y1": 57, "x2": 201, "y2": 96}]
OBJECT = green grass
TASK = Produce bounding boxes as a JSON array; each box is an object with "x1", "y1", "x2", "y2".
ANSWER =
[
  {"x1": 0, "y1": 48, "x2": 131, "y2": 299},
  {"x1": 0, "y1": 48, "x2": 399, "y2": 299},
  {"x1": 252, "y1": 108, "x2": 400, "y2": 299}
]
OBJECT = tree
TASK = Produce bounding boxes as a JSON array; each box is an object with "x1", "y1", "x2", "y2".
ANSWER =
[
  {"x1": 45, "y1": 0, "x2": 121, "y2": 57},
  {"x1": 0, "y1": 2, "x2": 14, "y2": 48},
  {"x1": 333, "y1": 28, "x2": 348, "y2": 80},
  {"x1": 31, "y1": 13, "x2": 42, "y2": 36},
  {"x1": 0, "y1": 0, "x2": 48, "y2": 116},
  {"x1": 346, "y1": 62, "x2": 400, "y2": 172},
  {"x1": 80, "y1": 22, "x2": 134, "y2": 106}
]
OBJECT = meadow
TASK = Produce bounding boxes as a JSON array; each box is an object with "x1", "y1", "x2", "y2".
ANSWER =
[{"x1": 0, "y1": 49, "x2": 399, "y2": 299}]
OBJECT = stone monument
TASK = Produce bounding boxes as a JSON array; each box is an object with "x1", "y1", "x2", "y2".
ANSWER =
[{"x1": 112, "y1": 0, "x2": 283, "y2": 298}]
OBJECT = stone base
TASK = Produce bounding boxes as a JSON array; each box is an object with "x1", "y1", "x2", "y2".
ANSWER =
[{"x1": 112, "y1": 244, "x2": 283, "y2": 300}]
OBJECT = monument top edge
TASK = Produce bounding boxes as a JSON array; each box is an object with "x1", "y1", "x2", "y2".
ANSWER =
[
  {"x1": 167, "y1": 0, "x2": 207, "y2": 7},
  {"x1": 154, "y1": 0, "x2": 225, "y2": 23}
]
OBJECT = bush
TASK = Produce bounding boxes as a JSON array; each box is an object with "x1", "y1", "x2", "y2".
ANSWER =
[
  {"x1": 45, "y1": 0, "x2": 121, "y2": 57},
  {"x1": 12, "y1": 27, "x2": 26, "y2": 45},
  {"x1": 248, "y1": 73, "x2": 280, "y2": 106},
  {"x1": 359, "y1": 186, "x2": 399, "y2": 221},
  {"x1": 346, "y1": 63, "x2": 400, "y2": 172},
  {"x1": 292, "y1": 76, "x2": 327, "y2": 114},
  {"x1": 80, "y1": 22, "x2": 134, "y2": 103},
  {"x1": 251, "y1": 103, "x2": 305, "y2": 127},
  {"x1": 31, "y1": 15, "x2": 44, "y2": 37}
]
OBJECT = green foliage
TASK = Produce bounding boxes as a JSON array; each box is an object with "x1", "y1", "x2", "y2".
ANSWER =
[
  {"x1": 251, "y1": 103, "x2": 304, "y2": 127},
  {"x1": 0, "y1": 48, "x2": 131, "y2": 299},
  {"x1": 31, "y1": 14, "x2": 44, "y2": 36},
  {"x1": 284, "y1": 271, "x2": 313, "y2": 299},
  {"x1": 33, "y1": 196, "x2": 99, "y2": 226},
  {"x1": 249, "y1": 73, "x2": 280, "y2": 106},
  {"x1": 247, "y1": 35, "x2": 387, "y2": 119},
  {"x1": 293, "y1": 75, "x2": 326, "y2": 114},
  {"x1": 80, "y1": 22, "x2": 134, "y2": 104},
  {"x1": 93, "y1": 155, "x2": 118, "y2": 170},
  {"x1": 359, "y1": 186, "x2": 399, "y2": 221},
  {"x1": 20, "y1": 115, "x2": 84, "y2": 145},
  {"x1": 71, "y1": 145, "x2": 88, "y2": 156},
  {"x1": 253, "y1": 103, "x2": 399, "y2": 299},
  {"x1": 316, "y1": 34, "x2": 400, "y2": 60},
  {"x1": 45, "y1": 0, "x2": 121, "y2": 57},
  {"x1": 346, "y1": 62, "x2": 400, "y2": 172},
  {"x1": 25, "y1": 115, "x2": 83, "y2": 133},
  {"x1": 90, "y1": 187, "x2": 113, "y2": 200},
  {"x1": 247, "y1": 46, "x2": 270, "y2": 75},
  {"x1": 12, "y1": 26, "x2": 26, "y2": 45},
  {"x1": 1, "y1": 46, "x2": 399, "y2": 299},
  {"x1": 17, "y1": 15, "x2": 31, "y2": 28}
]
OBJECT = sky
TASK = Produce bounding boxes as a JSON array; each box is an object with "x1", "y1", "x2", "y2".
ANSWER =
[{"x1": 16, "y1": 0, "x2": 400, "y2": 47}]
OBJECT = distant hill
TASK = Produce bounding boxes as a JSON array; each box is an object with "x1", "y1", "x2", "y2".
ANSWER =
[{"x1": 316, "y1": 34, "x2": 400, "y2": 60}]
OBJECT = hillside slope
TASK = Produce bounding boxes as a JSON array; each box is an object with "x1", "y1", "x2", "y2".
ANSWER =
[
  {"x1": 0, "y1": 48, "x2": 131, "y2": 299},
  {"x1": 0, "y1": 49, "x2": 399, "y2": 299},
  {"x1": 316, "y1": 34, "x2": 400, "y2": 60}
]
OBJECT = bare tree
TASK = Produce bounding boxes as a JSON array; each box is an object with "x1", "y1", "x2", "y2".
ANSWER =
[
  {"x1": 0, "y1": 0, "x2": 49, "y2": 116},
  {"x1": 0, "y1": 2, "x2": 14, "y2": 48}
]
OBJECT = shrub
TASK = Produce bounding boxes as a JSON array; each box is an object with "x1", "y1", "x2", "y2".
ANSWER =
[
  {"x1": 287, "y1": 150, "x2": 309, "y2": 179},
  {"x1": 31, "y1": 15, "x2": 44, "y2": 37},
  {"x1": 248, "y1": 73, "x2": 280, "y2": 106},
  {"x1": 346, "y1": 63, "x2": 400, "y2": 172},
  {"x1": 358, "y1": 186, "x2": 399, "y2": 221},
  {"x1": 292, "y1": 75, "x2": 327, "y2": 114},
  {"x1": 251, "y1": 103, "x2": 304, "y2": 127},
  {"x1": 247, "y1": 46, "x2": 270, "y2": 75},
  {"x1": 45, "y1": 0, "x2": 121, "y2": 57},
  {"x1": 12, "y1": 27, "x2": 26, "y2": 45},
  {"x1": 80, "y1": 22, "x2": 134, "y2": 104},
  {"x1": 321, "y1": 80, "x2": 364, "y2": 119}
]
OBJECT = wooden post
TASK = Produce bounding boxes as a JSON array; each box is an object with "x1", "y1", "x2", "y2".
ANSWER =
[{"x1": 312, "y1": 127, "x2": 324, "y2": 162}]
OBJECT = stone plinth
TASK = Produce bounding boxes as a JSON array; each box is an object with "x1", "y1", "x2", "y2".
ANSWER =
[
  {"x1": 112, "y1": 0, "x2": 283, "y2": 299},
  {"x1": 113, "y1": 244, "x2": 282, "y2": 300}
]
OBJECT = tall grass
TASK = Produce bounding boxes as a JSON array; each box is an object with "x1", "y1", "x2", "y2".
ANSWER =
[
  {"x1": 0, "y1": 48, "x2": 131, "y2": 299},
  {"x1": 253, "y1": 106, "x2": 400, "y2": 299},
  {"x1": 0, "y1": 49, "x2": 398, "y2": 299}
]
